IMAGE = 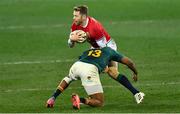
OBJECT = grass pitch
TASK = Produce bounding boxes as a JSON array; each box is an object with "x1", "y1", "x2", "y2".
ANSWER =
[{"x1": 0, "y1": 0, "x2": 180, "y2": 113}]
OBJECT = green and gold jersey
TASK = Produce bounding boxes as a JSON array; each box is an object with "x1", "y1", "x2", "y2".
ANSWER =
[{"x1": 79, "y1": 47, "x2": 124, "y2": 73}]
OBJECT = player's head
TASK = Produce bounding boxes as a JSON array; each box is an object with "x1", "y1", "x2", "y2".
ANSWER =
[{"x1": 73, "y1": 5, "x2": 88, "y2": 25}]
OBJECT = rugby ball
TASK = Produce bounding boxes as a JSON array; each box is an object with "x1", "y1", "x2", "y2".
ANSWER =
[{"x1": 70, "y1": 30, "x2": 87, "y2": 43}]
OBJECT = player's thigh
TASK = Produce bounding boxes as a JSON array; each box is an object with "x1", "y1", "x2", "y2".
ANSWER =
[
  {"x1": 78, "y1": 62, "x2": 104, "y2": 95},
  {"x1": 106, "y1": 39, "x2": 117, "y2": 51},
  {"x1": 84, "y1": 84, "x2": 103, "y2": 97},
  {"x1": 78, "y1": 62, "x2": 102, "y2": 87},
  {"x1": 68, "y1": 61, "x2": 83, "y2": 80},
  {"x1": 69, "y1": 61, "x2": 94, "y2": 79},
  {"x1": 70, "y1": 61, "x2": 104, "y2": 95}
]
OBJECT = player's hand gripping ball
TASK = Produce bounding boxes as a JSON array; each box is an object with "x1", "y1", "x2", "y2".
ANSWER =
[{"x1": 70, "y1": 30, "x2": 87, "y2": 43}]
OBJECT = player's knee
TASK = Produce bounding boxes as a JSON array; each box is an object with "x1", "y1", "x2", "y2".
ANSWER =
[
  {"x1": 97, "y1": 96, "x2": 104, "y2": 107},
  {"x1": 87, "y1": 98, "x2": 104, "y2": 107},
  {"x1": 88, "y1": 93, "x2": 104, "y2": 107},
  {"x1": 97, "y1": 99, "x2": 104, "y2": 107},
  {"x1": 94, "y1": 99, "x2": 104, "y2": 107},
  {"x1": 93, "y1": 98, "x2": 104, "y2": 107},
  {"x1": 63, "y1": 76, "x2": 72, "y2": 84}
]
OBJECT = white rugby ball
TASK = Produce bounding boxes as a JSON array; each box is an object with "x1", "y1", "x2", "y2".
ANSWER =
[{"x1": 70, "y1": 30, "x2": 87, "y2": 43}]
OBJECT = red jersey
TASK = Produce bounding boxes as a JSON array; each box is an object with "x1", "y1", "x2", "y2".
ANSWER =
[{"x1": 71, "y1": 16, "x2": 111, "y2": 48}]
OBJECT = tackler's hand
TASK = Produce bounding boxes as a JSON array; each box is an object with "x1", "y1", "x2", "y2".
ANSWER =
[
  {"x1": 103, "y1": 66, "x2": 109, "y2": 73},
  {"x1": 132, "y1": 73, "x2": 138, "y2": 82}
]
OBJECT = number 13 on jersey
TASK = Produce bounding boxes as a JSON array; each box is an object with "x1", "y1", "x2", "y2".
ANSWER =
[{"x1": 88, "y1": 50, "x2": 102, "y2": 57}]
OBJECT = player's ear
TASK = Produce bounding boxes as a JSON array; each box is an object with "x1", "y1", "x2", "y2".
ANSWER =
[{"x1": 82, "y1": 14, "x2": 87, "y2": 20}]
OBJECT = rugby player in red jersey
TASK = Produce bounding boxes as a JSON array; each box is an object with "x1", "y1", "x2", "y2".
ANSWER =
[{"x1": 68, "y1": 5, "x2": 119, "y2": 80}]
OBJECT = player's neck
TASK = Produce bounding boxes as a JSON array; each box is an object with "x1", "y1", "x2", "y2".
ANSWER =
[{"x1": 81, "y1": 17, "x2": 89, "y2": 28}]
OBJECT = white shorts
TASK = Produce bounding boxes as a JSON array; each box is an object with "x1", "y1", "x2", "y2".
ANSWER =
[{"x1": 68, "y1": 61, "x2": 103, "y2": 95}]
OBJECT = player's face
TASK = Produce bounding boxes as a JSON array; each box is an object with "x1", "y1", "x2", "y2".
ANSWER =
[{"x1": 73, "y1": 11, "x2": 83, "y2": 25}]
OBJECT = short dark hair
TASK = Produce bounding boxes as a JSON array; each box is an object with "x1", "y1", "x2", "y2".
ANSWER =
[{"x1": 73, "y1": 5, "x2": 88, "y2": 16}]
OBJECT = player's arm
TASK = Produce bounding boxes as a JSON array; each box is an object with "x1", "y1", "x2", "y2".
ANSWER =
[
  {"x1": 120, "y1": 57, "x2": 138, "y2": 81},
  {"x1": 111, "y1": 49, "x2": 138, "y2": 81},
  {"x1": 68, "y1": 26, "x2": 77, "y2": 48},
  {"x1": 68, "y1": 31, "x2": 78, "y2": 48},
  {"x1": 67, "y1": 31, "x2": 81, "y2": 48},
  {"x1": 68, "y1": 38, "x2": 75, "y2": 48}
]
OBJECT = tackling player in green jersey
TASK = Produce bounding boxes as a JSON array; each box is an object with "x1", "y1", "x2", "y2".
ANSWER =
[
  {"x1": 79, "y1": 47, "x2": 125, "y2": 73},
  {"x1": 46, "y1": 47, "x2": 145, "y2": 109}
]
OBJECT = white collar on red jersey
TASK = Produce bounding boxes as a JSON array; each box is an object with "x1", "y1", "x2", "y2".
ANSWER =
[{"x1": 82, "y1": 17, "x2": 89, "y2": 28}]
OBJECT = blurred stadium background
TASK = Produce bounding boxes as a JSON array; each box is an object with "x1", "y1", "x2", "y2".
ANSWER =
[{"x1": 0, "y1": 0, "x2": 180, "y2": 113}]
